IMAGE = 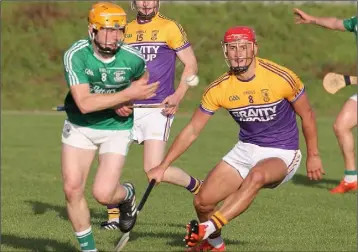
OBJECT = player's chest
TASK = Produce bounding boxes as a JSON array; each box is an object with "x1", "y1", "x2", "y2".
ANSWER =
[
  {"x1": 84, "y1": 61, "x2": 133, "y2": 92},
  {"x1": 222, "y1": 82, "x2": 276, "y2": 109},
  {"x1": 125, "y1": 26, "x2": 166, "y2": 44}
]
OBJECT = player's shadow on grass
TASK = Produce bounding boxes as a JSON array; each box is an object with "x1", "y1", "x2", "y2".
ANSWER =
[
  {"x1": 292, "y1": 174, "x2": 340, "y2": 189},
  {"x1": 25, "y1": 200, "x2": 105, "y2": 220},
  {"x1": 117, "y1": 227, "x2": 244, "y2": 248},
  {"x1": 2, "y1": 234, "x2": 77, "y2": 252}
]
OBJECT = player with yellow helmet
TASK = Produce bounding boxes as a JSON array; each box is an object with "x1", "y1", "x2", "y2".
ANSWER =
[{"x1": 61, "y1": 2, "x2": 158, "y2": 251}]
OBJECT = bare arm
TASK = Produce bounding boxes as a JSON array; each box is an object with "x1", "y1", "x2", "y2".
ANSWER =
[
  {"x1": 160, "y1": 108, "x2": 211, "y2": 169},
  {"x1": 175, "y1": 46, "x2": 198, "y2": 100},
  {"x1": 291, "y1": 92, "x2": 319, "y2": 157},
  {"x1": 311, "y1": 17, "x2": 345, "y2": 31},
  {"x1": 71, "y1": 71, "x2": 156, "y2": 114},
  {"x1": 293, "y1": 8, "x2": 346, "y2": 31}
]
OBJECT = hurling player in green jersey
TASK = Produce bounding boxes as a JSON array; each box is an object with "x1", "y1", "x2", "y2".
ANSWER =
[
  {"x1": 61, "y1": 2, "x2": 158, "y2": 251},
  {"x1": 294, "y1": 8, "x2": 357, "y2": 194}
]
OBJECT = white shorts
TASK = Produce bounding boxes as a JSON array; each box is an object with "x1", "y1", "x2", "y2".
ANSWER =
[
  {"x1": 222, "y1": 141, "x2": 302, "y2": 187},
  {"x1": 349, "y1": 94, "x2": 357, "y2": 102},
  {"x1": 61, "y1": 120, "x2": 133, "y2": 155},
  {"x1": 132, "y1": 106, "x2": 174, "y2": 144}
]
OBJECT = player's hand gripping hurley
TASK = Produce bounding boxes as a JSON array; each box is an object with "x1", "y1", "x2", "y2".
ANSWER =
[{"x1": 114, "y1": 179, "x2": 156, "y2": 251}]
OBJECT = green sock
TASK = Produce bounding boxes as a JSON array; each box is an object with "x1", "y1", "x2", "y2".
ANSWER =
[
  {"x1": 75, "y1": 227, "x2": 97, "y2": 252},
  {"x1": 344, "y1": 170, "x2": 357, "y2": 183},
  {"x1": 344, "y1": 170, "x2": 357, "y2": 175}
]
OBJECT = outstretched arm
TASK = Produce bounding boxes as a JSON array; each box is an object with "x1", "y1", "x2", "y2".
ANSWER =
[
  {"x1": 146, "y1": 108, "x2": 212, "y2": 184},
  {"x1": 293, "y1": 8, "x2": 346, "y2": 31},
  {"x1": 161, "y1": 108, "x2": 211, "y2": 168}
]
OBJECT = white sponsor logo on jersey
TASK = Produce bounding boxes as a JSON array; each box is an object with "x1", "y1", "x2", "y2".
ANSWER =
[
  {"x1": 230, "y1": 106, "x2": 277, "y2": 122},
  {"x1": 132, "y1": 45, "x2": 160, "y2": 62},
  {"x1": 85, "y1": 68, "x2": 94, "y2": 76}
]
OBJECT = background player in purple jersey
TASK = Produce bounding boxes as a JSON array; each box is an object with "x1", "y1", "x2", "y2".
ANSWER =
[
  {"x1": 147, "y1": 26, "x2": 325, "y2": 251},
  {"x1": 294, "y1": 9, "x2": 357, "y2": 194},
  {"x1": 101, "y1": 0, "x2": 202, "y2": 230}
]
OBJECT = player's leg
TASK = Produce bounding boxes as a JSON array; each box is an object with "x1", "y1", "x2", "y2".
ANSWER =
[
  {"x1": 61, "y1": 121, "x2": 98, "y2": 252},
  {"x1": 185, "y1": 160, "x2": 244, "y2": 251},
  {"x1": 185, "y1": 141, "x2": 252, "y2": 250},
  {"x1": 186, "y1": 143, "x2": 301, "y2": 249},
  {"x1": 93, "y1": 129, "x2": 137, "y2": 233},
  {"x1": 331, "y1": 95, "x2": 357, "y2": 193}
]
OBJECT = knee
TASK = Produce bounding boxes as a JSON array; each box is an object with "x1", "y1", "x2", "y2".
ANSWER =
[
  {"x1": 333, "y1": 120, "x2": 342, "y2": 134},
  {"x1": 63, "y1": 181, "x2": 84, "y2": 203},
  {"x1": 194, "y1": 195, "x2": 215, "y2": 214},
  {"x1": 92, "y1": 186, "x2": 113, "y2": 205},
  {"x1": 333, "y1": 120, "x2": 347, "y2": 134},
  {"x1": 246, "y1": 170, "x2": 266, "y2": 187}
]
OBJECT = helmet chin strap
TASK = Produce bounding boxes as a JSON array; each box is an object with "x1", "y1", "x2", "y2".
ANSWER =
[
  {"x1": 89, "y1": 29, "x2": 122, "y2": 57},
  {"x1": 230, "y1": 58, "x2": 254, "y2": 75},
  {"x1": 133, "y1": 0, "x2": 159, "y2": 21},
  {"x1": 137, "y1": 9, "x2": 156, "y2": 21}
]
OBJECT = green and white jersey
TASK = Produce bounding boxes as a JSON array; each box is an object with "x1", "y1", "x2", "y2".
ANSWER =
[
  {"x1": 63, "y1": 38, "x2": 146, "y2": 130},
  {"x1": 343, "y1": 16, "x2": 357, "y2": 38}
]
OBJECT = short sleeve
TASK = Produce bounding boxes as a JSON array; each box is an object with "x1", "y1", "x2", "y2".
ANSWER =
[
  {"x1": 166, "y1": 22, "x2": 191, "y2": 52},
  {"x1": 123, "y1": 45, "x2": 147, "y2": 80},
  {"x1": 199, "y1": 87, "x2": 221, "y2": 115},
  {"x1": 284, "y1": 71, "x2": 305, "y2": 103},
  {"x1": 343, "y1": 16, "x2": 357, "y2": 32},
  {"x1": 132, "y1": 56, "x2": 147, "y2": 80},
  {"x1": 63, "y1": 50, "x2": 89, "y2": 87}
]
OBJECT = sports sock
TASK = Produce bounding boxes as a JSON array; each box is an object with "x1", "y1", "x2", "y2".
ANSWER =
[
  {"x1": 208, "y1": 229, "x2": 224, "y2": 248},
  {"x1": 344, "y1": 170, "x2": 357, "y2": 183},
  {"x1": 201, "y1": 211, "x2": 228, "y2": 240},
  {"x1": 75, "y1": 226, "x2": 97, "y2": 252},
  {"x1": 186, "y1": 176, "x2": 203, "y2": 195},
  {"x1": 106, "y1": 205, "x2": 120, "y2": 223}
]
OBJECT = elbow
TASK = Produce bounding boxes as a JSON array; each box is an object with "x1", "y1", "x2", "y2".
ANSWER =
[
  {"x1": 77, "y1": 102, "x2": 93, "y2": 114},
  {"x1": 300, "y1": 108, "x2": 316, "y2": 123}
]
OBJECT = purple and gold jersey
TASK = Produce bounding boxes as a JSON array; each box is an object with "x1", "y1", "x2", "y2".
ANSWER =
[
  {"x1": 124, "y1": 13, "x2": 190, "y2": 104},
  {"x1": 200, "y1": 58, "x2": 305, "y2": 150}
]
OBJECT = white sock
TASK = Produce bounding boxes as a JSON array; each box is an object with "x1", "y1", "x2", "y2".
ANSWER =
[
  {"x1": 208, "y1": 236, "x2": 224, "y2": 248},
  {"x1": 201, "y1": 220, "x2": 216, "y2": 240},
  {"x1": 344, "y1": 174, "x2": 357, "y2": 183}
]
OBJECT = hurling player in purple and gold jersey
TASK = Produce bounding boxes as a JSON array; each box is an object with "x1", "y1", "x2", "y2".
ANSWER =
[{"x1": 148, "y1": 26, "x2": 325, "y2": 250}]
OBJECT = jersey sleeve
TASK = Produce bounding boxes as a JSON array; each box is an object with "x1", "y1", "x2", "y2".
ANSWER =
[
  {"x1": 343, "y1": 16, "x2": 357, "y2": 32},
  {"x1": 63, "y1": 50, "x2": 89, "y2": 87},
  {"x1": 199, "y1": 86, "x2": 221, "y2": 115},
  {"x1": 166, "y1": 21, "x2": 191, "y2": 52},
  {"x1": 283, "y1": 70, "x2": 305, "y2": 103},
  {"x1": 128, "y1": 46, "x2": 147, "y2": 80},
  {"x1": 132, "y1": 56, "x2": 147, "y2": 80}
]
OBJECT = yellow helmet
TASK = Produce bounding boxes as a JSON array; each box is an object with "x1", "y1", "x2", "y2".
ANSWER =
[{"x1": 88, "y1": 2, "x2": 127, "y2": 31}]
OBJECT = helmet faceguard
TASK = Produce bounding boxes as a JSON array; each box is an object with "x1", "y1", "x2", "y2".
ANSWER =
[
  {"x1": 221, "y1": 26, "x2": 257, "y2": 75},
  {"x1": 88, "y1": 2, "x2": 127, "y2": 56},
  {"x1": 131, "y1": 0, "x2": 160, "y2": 21}
]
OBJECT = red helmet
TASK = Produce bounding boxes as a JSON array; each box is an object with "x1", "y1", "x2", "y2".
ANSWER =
[
  {"x1": 223, "y1": 26, "x2": 257, "y2": 44},
  {"x1": 222, "y1": 26, "x2": 257, "y2": 75}
]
